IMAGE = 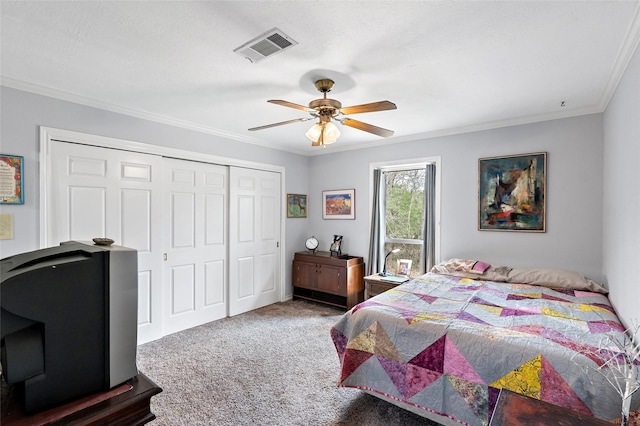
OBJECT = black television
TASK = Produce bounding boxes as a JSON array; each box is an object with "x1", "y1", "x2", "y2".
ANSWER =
[{"x1": 1, "y1": 241, "x2": 139, "y2": 413}]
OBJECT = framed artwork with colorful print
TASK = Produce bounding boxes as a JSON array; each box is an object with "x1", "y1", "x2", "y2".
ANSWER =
[
  {"x1": 322, "y1": 189, "x2": 355, "y2": 220},
  {"x1": 0, "y1": 154, "x2": 24, "y2": 204}
]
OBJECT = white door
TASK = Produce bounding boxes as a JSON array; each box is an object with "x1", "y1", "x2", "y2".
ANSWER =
[
  {"x1": 229, "y1": 167, "x2": 281, "y2": 316},
  {"x1": 163, "y1": 158, "x2": 228, "y2": 335},
  {"x1": 48, "y1": 141, "x2": 164, "y2": 344}
]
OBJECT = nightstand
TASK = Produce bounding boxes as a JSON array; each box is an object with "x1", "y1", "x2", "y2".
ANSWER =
[{"x1": 364, "y1": 274, "x2": 407, "y2": 299}]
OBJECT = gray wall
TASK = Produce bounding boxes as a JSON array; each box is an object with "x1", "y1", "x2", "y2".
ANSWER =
[
  {"x1": 308, "y1": 114, "x2": 604, "y2": 283},
  {"x1": 0, "y1": 86, "x2": 309, "y2": 298},
  {"x1": 2, "y1": 45, "x2": 637, "y2": 329},
  {"x1": 603, "y1": 43, "x2": 640, "y2": 328}
]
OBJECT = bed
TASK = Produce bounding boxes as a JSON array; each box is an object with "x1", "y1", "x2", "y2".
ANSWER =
[{"x1": 330, "y1": 260, "x2": 640, "y2": 425}]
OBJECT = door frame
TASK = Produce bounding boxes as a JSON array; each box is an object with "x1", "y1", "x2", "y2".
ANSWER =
[{"x1": 39, "y1": 126, "x2": 287, "y2": 304}]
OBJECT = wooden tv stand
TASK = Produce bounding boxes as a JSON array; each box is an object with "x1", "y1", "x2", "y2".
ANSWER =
[
  {"x1": 292, "y1": 251, "x2": 365, "y2": 309},
  {"x1": 1, "y1": 372, "x2": 162, "y2": 426}
]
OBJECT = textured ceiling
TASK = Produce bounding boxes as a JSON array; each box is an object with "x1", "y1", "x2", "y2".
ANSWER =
[{"x1": 2, "y1": 1, "x2": 639, "y2": 155}]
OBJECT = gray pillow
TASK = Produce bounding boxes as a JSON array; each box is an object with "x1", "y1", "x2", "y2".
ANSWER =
[
  {"x1": 430, "y1": 259, "x2": 608, "y2": 294},
  {"x1": 506, "y1": 268, "x2": 608, "y2": 294}
]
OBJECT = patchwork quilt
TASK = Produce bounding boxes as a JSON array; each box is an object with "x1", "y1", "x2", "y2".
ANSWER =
[{"x1": 331, "y1": 272, "x2": 640, "y2": 425}]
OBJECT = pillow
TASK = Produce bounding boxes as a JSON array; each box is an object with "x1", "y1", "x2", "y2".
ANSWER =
[
  {"x1": 430, "y1": 259, "x2": 511, "y2": 282},
  {"x1": 471, "y1": 261, "x2": 491, "y2": 274},
  {"x1": 506, "y1": 268, "x2": 609, "y2": 294},
  {"x1": 431, "y1": 259, "x2": 609, "y2": 295},
  {"x1": 441, "y1": 258, "x2": 477, "y2": 272}
]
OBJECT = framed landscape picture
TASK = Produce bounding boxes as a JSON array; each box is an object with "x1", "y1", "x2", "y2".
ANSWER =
[
  {"x1": 322, "y1": 189, "x2": 355, "y2": 220},
  {"x1": 287, "y1": 193, "x2": 307, "y2": 218},
  {"x1": 478, "y1": 152, "x2": 546, "y2": 232}
]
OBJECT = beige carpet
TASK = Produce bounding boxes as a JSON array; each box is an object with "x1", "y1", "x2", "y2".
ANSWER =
[{"x1": 136, "y1": 299, "x2": 440, "y2": 425}]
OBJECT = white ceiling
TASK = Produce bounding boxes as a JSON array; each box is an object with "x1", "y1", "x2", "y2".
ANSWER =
[{"x1": 2, "y1": 1, "x2": 639, "y2": 156}]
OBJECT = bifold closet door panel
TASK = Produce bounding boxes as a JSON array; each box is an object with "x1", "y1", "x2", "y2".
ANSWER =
[
  {"x1": 228, "y1": 167, "x2": 281, "y2": 316},
  {"x1": 163, "y1": 158, "x2": 228, "y2": 335},
  {"x1": 47, "y1": 141, "x2": 164, "y2": 344}
]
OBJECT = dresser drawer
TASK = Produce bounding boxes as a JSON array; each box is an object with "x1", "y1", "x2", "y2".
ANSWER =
[{"x1": 365, "y1": 279, "x2": 401, "y2": 299}]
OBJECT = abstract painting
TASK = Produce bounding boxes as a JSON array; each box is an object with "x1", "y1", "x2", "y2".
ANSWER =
[{"x1": 478, "y1": 152, "x2": 546, "y2": 232}]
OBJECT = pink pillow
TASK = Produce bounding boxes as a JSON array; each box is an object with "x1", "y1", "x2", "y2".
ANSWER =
[
  {"x1": 432, "y1": 258, "x2": 492, "y2": 275},
  {"x1": 471, "y1": 261, "x2": 491, "y2": 274}
]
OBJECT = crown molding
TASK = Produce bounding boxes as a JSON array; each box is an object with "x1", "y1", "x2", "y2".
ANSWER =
[{"x1": 0, "y1": 77, "x2": 310, "y2": 157}]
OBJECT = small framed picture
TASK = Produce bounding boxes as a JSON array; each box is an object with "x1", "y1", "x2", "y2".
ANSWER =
[
  {"x1": 397, "y1": 259, "x2": 412, "y2": 276},
  {"x1": 287, "y1": 193, "x2": 307, "y2": 218},
  {"x1": 329, "y1": 235, "x2": 343, "y2": 256},
  {"x1": 322, "y1": 189, "x2": 355, "y2": 220},
  {"x1": 0, "y1": 154, "x2": 24, "y2": 204}
]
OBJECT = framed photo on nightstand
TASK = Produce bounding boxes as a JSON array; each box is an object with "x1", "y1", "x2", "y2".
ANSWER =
[{"x1": 397, "y1": 259, "x2": 412, "y2": 276}]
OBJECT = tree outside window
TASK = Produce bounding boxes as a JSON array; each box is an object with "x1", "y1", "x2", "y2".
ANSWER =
[{"x1": 383, "y1": 168, "x2": 425, "y2": 277}]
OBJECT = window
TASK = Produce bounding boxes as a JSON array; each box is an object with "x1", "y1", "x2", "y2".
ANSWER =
[
  {"x1": 383, "y1": 168, "x2": 425, "y2": 277},
  {"x1": 368, "y1": 158, "x2": 439, "y2": 277}
]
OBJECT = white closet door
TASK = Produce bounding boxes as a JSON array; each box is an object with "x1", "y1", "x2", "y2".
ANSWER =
[
  {"x1": 163, "y1": 158, "x2": 228, "y2": 335},
  {"x1": 48, "y1": 141, "x2": 164, "y2": 344},
  {"x1": 229, "y1": 167, "x2": 281, "y2": 316}
]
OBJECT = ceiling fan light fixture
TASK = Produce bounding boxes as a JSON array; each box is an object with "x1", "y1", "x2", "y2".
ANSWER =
[
  {"x1": 250, "y1": 78, "x2": 395, "y2": 147},
  {"x1": 306, "y1": 121, "x2": 340, "y2": 146},
  {"x1": 305, "y1": 123, "x2": 321, "y2": 141},
  {"x1": 323, "y1": 122, "x2": 340, "y2": 143}
]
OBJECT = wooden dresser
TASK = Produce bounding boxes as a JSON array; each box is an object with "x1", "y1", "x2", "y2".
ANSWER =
[{"x1": 292, "y1": 251, "x2": 365, "y2": 309}]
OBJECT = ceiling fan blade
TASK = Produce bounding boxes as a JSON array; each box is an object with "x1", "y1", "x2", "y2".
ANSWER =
[
  {"x1": 341, "y1": 118, "x2": 395, "y2": 138},
  {"x1": 339, "y1": 101, "x2": 397, "y2": 115},
  {"x1": 248, "y1": 117, "x2": 313, "y2": 131},
  {"x1": 268, "y1": 100, "x2": 314, "y2": 113}
]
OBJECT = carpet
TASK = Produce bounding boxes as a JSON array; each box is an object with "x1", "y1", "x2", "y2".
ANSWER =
[{"x1": 137, "y1": 299, "x2": 440, "y2": 425}]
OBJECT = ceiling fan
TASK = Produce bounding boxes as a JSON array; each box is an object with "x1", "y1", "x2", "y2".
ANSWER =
[{"x1": 249, "y1": 79, "x2": 397, "y2": 147}]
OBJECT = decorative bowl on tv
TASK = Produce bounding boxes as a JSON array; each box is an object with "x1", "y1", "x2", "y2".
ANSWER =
[{"x1": 93, "y1": 238, "x2": 115, "y2": 246}]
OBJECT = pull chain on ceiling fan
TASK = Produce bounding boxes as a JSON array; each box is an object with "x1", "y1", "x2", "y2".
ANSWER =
[{"x1": 249, "y1": 79, "x2": 397, "y2": 148}]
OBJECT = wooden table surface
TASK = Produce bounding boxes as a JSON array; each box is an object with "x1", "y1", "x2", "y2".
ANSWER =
[
  {"x1": 1, "y1": 372, "x2": 162, "y2": 426},
  {"x1": 489, "y1": 389, "x2": 613, "y2": 426}
]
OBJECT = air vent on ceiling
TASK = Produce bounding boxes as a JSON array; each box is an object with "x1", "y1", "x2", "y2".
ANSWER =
[{"x1": 234, "y1": 28, "x2": 298, "y2": 63}]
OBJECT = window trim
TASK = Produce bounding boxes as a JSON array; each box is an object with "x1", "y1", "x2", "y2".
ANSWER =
[{"x1": 369, "y1": 156, "x2": 442, "y2": 267}]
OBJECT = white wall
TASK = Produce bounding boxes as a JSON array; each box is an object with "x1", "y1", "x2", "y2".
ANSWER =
[
  {"x1": 308, "y1": 114, "x2": 605, "y2": 282},
  {"x1": 0, "y1": 86, "x2": 309, "y2": 298},
  {"x1": 603, "y1": 43, "x2": 640, "y2": 328}
]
